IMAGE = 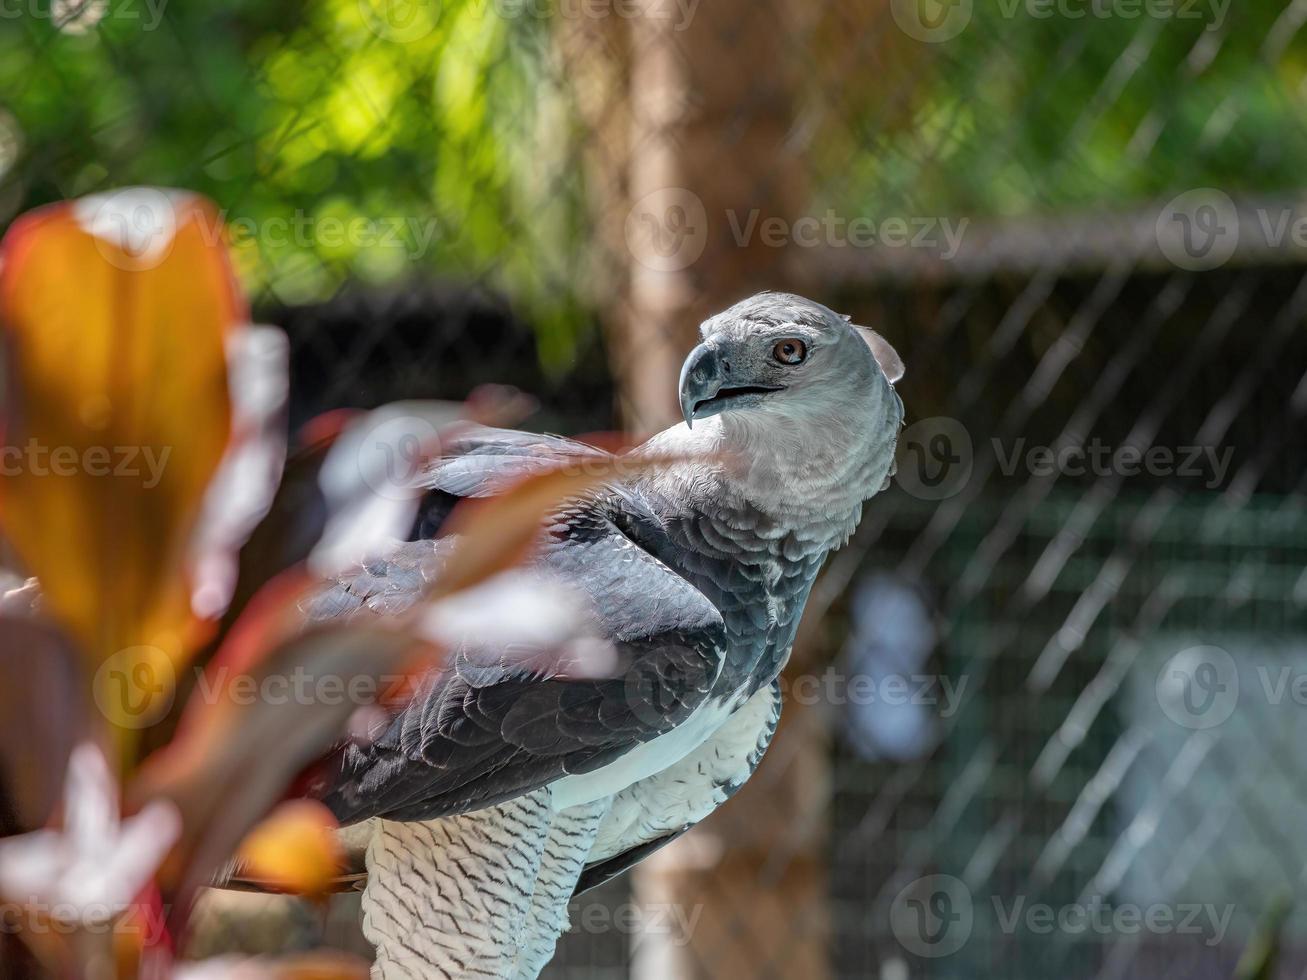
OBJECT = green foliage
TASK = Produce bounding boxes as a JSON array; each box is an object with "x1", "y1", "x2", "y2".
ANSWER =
[
  {"x1": 0, "y1": 0, "x2": 591, "y2": 367},
  {"x1": 1235, "y1": 891, "x2": 1291, "y2": 980},
  {"x1": 821, "y1": 3, "x2": 1307, "y2": 217},
  {"x1": 5, "y1": 1, "x2": 1307, "y2": 359}
]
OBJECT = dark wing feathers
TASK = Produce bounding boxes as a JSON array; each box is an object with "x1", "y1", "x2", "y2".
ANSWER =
[
  {"x1": 429, "y1": 427, "x2": 606, "y2": 497},
  {"x1": 312, "y1": 428, "x2": 727, "y2": 823},
  {"x1": 411, "y1": 426, "x2": 609, "y2": 536},
  {"x1": 574, "y1": 832, "x2": 686, "y2": 896}
]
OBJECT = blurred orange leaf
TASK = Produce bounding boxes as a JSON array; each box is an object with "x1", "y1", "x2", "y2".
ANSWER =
[
  {"x1": 129, "y1": 598, "x2": 431, "y2": 921},
  {"x1": 268, "y1": 955, "x2": 370, "y2": 980},
  {"x1": 176, "y1": 952, "x2": 371, "y2": 980},
  {"x1": 0, "y1": 190, "x2": 241, "y2": 729},
  {"x1": 235, "y1": 800, "x2": 343, "y2": 897}
]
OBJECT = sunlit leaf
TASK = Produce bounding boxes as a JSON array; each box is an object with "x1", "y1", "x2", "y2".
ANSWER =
[
  {"x1": 307, "y1": 401, "x2": 461, "y2": 579},
  {"x1": 235, "y1": 800, "x2": 342, "y2": 897},
  {"x1": 128, "y1": 590, "x2": 433, "y2": 924},
  {"x1": 0, "y1": 190, "x2": 242, "y2": 739},
  {"x1": 0, "y1": 743, "x2": 181, "y2": 923},
  {"x1": 190, "y1": 325, "x2": 290, "y2": 622},
  {"x1": 200, "y1": 415, "x2": 353, "y2": 662},
  {"x1": 307, "y1": 388, "x2": 536, "y2": 579},
  {"x1": 193, "y1": 388, "x2": 534, "y2": 667}
]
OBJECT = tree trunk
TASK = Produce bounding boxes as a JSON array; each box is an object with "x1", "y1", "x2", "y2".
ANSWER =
[{"x1": 565, "y1": 1, "x2": 831, "y2": 977}]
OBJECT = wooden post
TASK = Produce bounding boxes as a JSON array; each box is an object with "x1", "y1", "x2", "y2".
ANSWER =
[
  {"x1": 560, "y1": 1, "x2": 832, "y2": 976},
  {"x1": 604, "y1": 0, "x2": 814, "y2": 433}
]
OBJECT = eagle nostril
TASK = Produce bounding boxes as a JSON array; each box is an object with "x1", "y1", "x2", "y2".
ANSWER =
[{"x1": 722, "y1": 360, "x2": 731, "y2": 374}]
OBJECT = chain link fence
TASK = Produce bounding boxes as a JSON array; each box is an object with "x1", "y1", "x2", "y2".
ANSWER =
[{"x1": 4, "y1": 0, "x2": 1307, "y2": 977}]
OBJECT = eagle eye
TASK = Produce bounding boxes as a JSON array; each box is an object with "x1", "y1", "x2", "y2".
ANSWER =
[{"x1": 772, "y1": 338, "x2": 807, "y2": 365}]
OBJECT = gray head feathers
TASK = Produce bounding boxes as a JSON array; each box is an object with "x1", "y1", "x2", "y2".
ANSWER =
[{"x1": 646, "y1": 291, "x2": 905, "y2": 527}]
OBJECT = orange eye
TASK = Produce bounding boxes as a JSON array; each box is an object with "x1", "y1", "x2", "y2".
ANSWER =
[{"x1": 773, "y1": 339, "x2": 807, "y2": 365}]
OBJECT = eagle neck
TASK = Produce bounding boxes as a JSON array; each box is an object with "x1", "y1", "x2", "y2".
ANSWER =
[
  {"x1": 633, "y1": 411, "x2": 898, "y2": 694},
  {"x1": 637, "y1": 404, "x2": 898, "y2": 544}
]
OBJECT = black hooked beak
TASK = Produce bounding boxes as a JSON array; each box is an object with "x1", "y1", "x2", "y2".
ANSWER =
[{"x1": 678, "y1": 342, "x2": 784, "y2": 428}]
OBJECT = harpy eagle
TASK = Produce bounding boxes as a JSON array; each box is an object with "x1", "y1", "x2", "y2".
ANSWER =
[{"x1": 307, "y1": 292, "x2": 905, "y2": 979}]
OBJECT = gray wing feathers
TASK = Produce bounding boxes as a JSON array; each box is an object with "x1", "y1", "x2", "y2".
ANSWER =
[
  {"x1": 301, "y1": 539, "x2": 447, "y2": 620},
  {"x1": 309, "y1": 428, "x2": 729, "y2": 824},
  {"x1": 426, "y1": 427, "x2": 608, "y2": 498}
]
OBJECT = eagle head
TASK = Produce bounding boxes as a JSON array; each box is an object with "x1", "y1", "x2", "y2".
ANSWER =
[{"x1": 678, "y1": 291, "x2": 904, "y2": 433}]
